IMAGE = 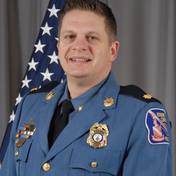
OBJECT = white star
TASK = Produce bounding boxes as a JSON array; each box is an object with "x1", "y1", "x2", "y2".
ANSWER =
[
  {"x1": 15, "y1": 93, "x2": 22, "y2": 106},
  {"x1": 22, "y1": 76, "x2": 32, "y2": 88},
  {"x1": 9, "y1": 111, "x2": 15, "y2": 122},
  {"x1": 41, "y1": 22, "x2": 53, "y2": 36},
  {"x1": 28, "y1": 58, "x2": 39, "y2": 71},
  {"x1": 34, "y1": 40, "x2": 46, "y2": 53},
  {"x1": 55, "y1": 37, "x2": 59, "y2": 41},
  {"x1": 40, "y1": 68, "x2": 54, "y2": 81},
  {"x1": 61, "y1": 79, "x2": 64, "y2": 83},
  {"x1": 48, "y1": 51, "x2": 58, "y2": 64},
  {"x1": 48, "y1": 4, "x2": 60, "y2": 18}
]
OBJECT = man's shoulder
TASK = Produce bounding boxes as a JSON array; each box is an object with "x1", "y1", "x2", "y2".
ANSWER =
[{"x1": 119, "y1": 85, "x2": 161, "y2": 104}]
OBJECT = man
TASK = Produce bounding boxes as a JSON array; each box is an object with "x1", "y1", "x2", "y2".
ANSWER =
[{"x1": 0, "y1": 0, "x2": 172, "y2": 175}]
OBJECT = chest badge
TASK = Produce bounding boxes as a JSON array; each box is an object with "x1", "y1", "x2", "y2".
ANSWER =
[{"x1": 87, "y1": 122, "x2": 109, "y2": 149}]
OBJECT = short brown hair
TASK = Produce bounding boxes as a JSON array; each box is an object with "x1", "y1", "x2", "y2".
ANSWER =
[{"x1": 58, "y1": 0, "x2": 117, "y2": 44}]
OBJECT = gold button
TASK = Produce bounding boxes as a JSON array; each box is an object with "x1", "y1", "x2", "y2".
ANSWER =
[
  {"x1": 91, "y1": 162, "x2": 97, "y2": 168},
  {"x1": 42, "y1": 163, "x2": 51, "y2": 171},
  {"x1": 15, "y1": 151, "x2": 19, "y2": 156}
]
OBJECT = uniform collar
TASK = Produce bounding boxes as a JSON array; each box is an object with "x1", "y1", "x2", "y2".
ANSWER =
[{"x1": 59, "y1": 74, "x2": 109, "y2": 112}]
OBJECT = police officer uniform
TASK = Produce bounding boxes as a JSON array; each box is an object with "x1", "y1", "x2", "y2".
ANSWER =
[{"x1": 0, "y1": 71, "x2": 172, "y2": 176}]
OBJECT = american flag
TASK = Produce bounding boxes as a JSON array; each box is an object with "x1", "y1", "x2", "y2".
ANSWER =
[{"x1": 0, "y1": 0, "x2": 66, "y2": 164}]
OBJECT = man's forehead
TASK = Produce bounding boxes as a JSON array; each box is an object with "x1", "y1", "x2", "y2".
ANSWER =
[{"x1": 61, "y1": 10, "x2": 105, "y2": 31}]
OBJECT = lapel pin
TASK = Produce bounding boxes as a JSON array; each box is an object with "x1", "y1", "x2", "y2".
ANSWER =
[
  {"x1": 103, "y1": 97, "x2": 114, "y2": 107},
  {"x1": 87, "y1": 122, "x2": 109, "y2": 149},
  {"x1": 78, "y1": 106, "x2": 83, "y2": 111},
  {"x1": 46, "y1": 91, "x2": 55, "y2": 100},
  {"x1": 29, "y1": 118, "x2": 35, "y2": 123}
]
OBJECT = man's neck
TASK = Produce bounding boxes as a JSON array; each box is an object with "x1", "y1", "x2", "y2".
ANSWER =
[
  {"x1": 67, "y1": 75, "x2": 108, "y2": 99},
  {"x1": 67, "y1": 80, "x2": 95, "y2": 99}
]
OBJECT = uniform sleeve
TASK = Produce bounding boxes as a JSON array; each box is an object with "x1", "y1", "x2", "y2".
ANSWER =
[
  {"x1": 0, "y1": 95, "x2": 27, "y2": 176},
  {"x1": 122, "y1": 102, "x2": 173, "y2": 176}
]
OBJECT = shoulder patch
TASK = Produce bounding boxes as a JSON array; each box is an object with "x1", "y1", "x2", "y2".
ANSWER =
[
  {"x1": 29, "y1": 81, "x2": 60, "y2": 95},
  {"x1": 119, "y1": 85, "x2": 161, "y2": 103},
  {"x1": 145, "y1": 108, "x2": 169, "y2": 145}
]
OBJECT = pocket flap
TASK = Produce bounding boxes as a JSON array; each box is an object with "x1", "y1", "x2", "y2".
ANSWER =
[{"x1": 70, "y1": 148, "x2": 120, "y2": 175}]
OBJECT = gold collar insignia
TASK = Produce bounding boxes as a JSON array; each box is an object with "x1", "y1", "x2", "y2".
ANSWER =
[{"x1": 46, "y1": 91, "x2": 55, "y2": 100}]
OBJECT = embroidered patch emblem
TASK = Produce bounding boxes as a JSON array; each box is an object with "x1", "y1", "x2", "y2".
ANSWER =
[
  {"x1": 87, "y1": 122, "x2": 109, "y2": 148},
  {"x1": 145, "y1": 108, "x2": 169, "y2": 145}
]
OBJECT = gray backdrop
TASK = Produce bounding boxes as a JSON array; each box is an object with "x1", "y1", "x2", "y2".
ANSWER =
[{"x1": 0, "y1": 0, "x2": 175, "y2": 175}]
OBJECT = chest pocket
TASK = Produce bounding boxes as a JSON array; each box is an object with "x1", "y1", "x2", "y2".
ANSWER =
[
  {"x1": 15, "y1": 140, "x2": 32, "y2": 175},
  {"x1": 70, "y1": 147, "x2": 121, "y2": 176}
]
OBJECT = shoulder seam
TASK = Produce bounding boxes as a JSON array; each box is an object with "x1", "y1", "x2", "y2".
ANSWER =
[{"x1": 29, "y1": 81, "x2": 60, "y2": 94}]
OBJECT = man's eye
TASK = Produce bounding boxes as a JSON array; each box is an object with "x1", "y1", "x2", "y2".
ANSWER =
[
  {"x1": 66, "y1": 35, "x2": 74, "y2": 39},
  {"x1": 88, "y1": 36, "x2": 96, "y2": 40}
]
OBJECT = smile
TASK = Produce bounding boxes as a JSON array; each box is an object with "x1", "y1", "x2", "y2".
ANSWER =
[{"x1": 71, "y1": 58, "x2": 90, "y2": 62}]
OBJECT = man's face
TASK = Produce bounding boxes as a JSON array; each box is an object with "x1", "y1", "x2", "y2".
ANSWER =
[{"x1": 58, "y1": 10, "x2": 119, "y2": 86}]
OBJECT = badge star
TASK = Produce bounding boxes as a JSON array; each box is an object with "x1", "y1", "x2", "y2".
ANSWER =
[
  {"x1": 34, "y1": 40, "x2": 46, "y2": 53},
  {"x1": 15, "y1": 93, "x2": 22, "y2": 106},
  {"x1": 22, "y1": 76, "x2": 32, "y2": 88},
  {"x1": 48, "y1": 51, "x2": 58, "y2": 64},
  {"x1": 40, "y1": 68, "x2": 54, "y2": 81},
  {"x1": 28, "y1": 58, "x2": 39, "y2": 71},
  {"x1": 48, "y1": 4, "x2": 60, "y2": 18},
  {"x1": 9, "y1": 111, "x2": 15, "y2": 122},
  {"x1": 41, "y1": 22, "x2": 53, "y2": 36}
]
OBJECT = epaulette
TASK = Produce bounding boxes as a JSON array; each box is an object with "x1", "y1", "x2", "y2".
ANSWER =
[
  {"x1": 119, "y1": 85, "x2": 161, "y2": 104},
  {"x1": 29, "y1": 81, "x2": 60, "y2": 94}
]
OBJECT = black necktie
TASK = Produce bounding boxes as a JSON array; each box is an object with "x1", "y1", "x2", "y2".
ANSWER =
[{"x1": 48, "y1": 99, "x2": 74, "y2": 149}]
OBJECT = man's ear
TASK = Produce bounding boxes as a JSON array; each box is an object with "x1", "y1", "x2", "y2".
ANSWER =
[{"x1": 109, "y1": 41, "x2": 120, "y2": 62}]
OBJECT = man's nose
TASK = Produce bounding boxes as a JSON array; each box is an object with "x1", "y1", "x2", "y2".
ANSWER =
[{"x1": 72, "y1": 37, "x2": 88, "y2": 51}]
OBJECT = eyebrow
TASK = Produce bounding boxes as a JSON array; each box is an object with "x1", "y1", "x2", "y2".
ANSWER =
[
  {"x1": 61, "y1": 30, "x2": 75, "y2": 35},
  {"x1": 61, "y1": 30, "x2": 101, "y2": 37}
]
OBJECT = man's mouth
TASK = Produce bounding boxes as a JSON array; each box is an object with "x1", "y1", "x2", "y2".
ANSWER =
[{"x1": 70, "y1": 58, "x2": 90, "y2": 62}]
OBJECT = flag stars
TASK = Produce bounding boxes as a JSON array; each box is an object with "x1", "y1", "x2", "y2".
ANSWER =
[
  {"x1": 34, "y1": 40, "x2": 46, "y2": 53},
  {"x1": 48, "y1": 4, "x2": 60, "y2": 18},
  {"x1": 48, "y1": 51, "x2": 58, "y2": 64},
  {"x1": 28, "y1": 58, "x2": 39, "y2": 71},
  {"x1": 15, "y1": 93, "x2": 22, "y2": 106},
  {"x1": 41, "y1": 22, "x2": 53, "y2": 36},
  {"x1": 22, "y1": 76, "x2": 32, "y2": 88},
  {"x1": 9, "y1": 111, "x2": 15, "y2": 122},
  {"x1": 41, "y1": 68, "x2": 54, "y2": 81}
]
